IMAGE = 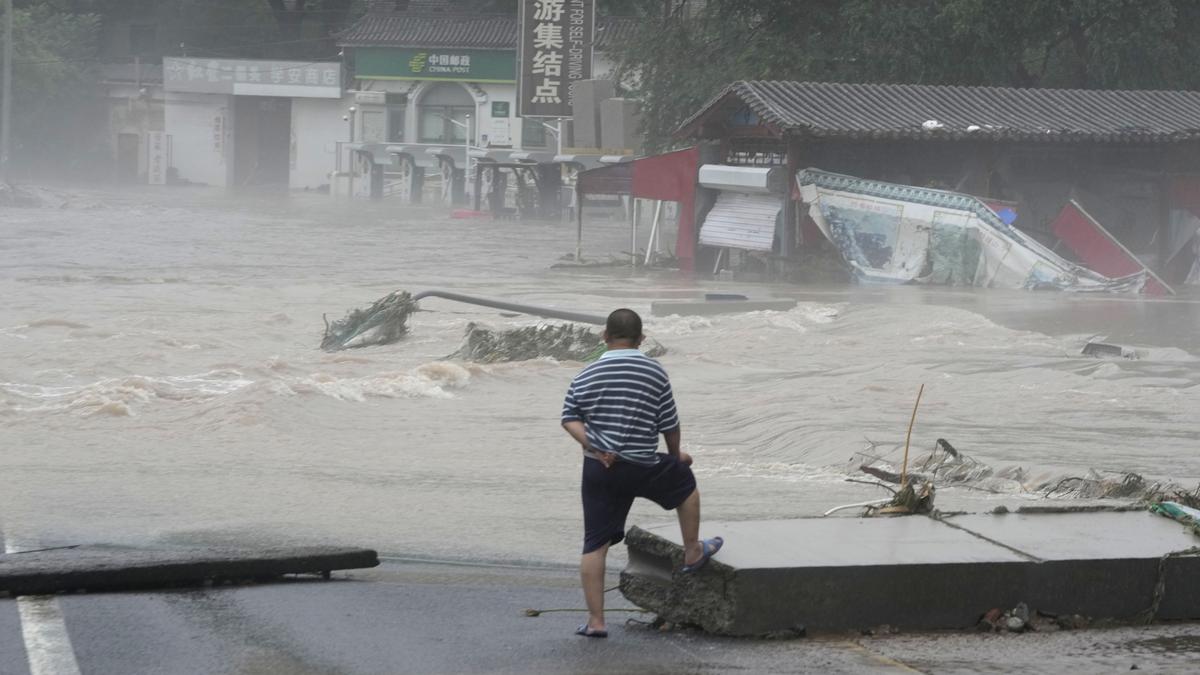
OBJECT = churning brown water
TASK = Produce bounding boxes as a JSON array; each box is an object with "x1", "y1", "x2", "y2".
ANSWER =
[{"x1": 2, "y1": 187, "x2": 1198, "y2": 566}]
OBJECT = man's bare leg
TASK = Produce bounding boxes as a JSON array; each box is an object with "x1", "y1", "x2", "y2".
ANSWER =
[
  {"x1": 580, "y1": 543, "x2": 610, "y2": 632},
  {"x1": 676, "y1": 488, "x2": 704, "y2": 566}
]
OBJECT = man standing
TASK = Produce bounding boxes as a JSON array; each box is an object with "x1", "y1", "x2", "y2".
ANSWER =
[{"x1": 561, "y1": 308, "x2": 723, "y2": 638}]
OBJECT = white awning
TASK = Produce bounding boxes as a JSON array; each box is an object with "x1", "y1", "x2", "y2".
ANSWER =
[
  {"x1": 699, "y1": 192, "x2": 781, "y2": 252},
  {"x1": 698, "y1": 165, "x2": 784, "y2": 194}
]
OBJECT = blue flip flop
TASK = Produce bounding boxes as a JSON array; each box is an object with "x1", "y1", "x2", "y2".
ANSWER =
[
  {"x1": 680, "y1": 536, "x2": 724, "y2": 573},
  {"x1": 576, "y1": 624, "x2": 608, "y2": 638}
]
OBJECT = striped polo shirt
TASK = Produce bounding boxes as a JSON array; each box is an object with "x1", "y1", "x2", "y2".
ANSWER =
[{"x1": 561, "y1": 348, "x2": 680, "y2": 466}]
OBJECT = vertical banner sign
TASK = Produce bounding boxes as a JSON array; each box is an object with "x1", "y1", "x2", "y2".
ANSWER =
[
  {"x1": 147, "y1": 131, "x2": 167, "y2": 185},
  {"x1": 519, "y1": 0, "x2": 594, "y2": 118}
]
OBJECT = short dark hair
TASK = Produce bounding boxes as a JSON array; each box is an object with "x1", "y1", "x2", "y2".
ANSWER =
[{"x1": 605, "y1": 308, "x2": 642, "y2": 341}]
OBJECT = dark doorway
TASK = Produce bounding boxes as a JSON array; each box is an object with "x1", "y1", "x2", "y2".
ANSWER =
[
  {"x1": 233, "y1": 97, "x2": 291, "y2": 191},
  {"x1": 116, "y1": 133, "x2": 140, "y2": 182}
]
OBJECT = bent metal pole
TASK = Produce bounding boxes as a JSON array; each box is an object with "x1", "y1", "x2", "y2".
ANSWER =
[{"x1": 410, "y1": 289, "x2": 606, "y2": 326}]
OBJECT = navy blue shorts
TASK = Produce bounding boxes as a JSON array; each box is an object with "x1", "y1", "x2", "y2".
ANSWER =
[{"x1": 581, "y1": 453, "x2": 697, "y2": 554}]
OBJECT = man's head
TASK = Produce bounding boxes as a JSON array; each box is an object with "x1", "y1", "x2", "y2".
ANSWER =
[{"x1": 603, "y1": 308, "x2": 643, "y2": 348}]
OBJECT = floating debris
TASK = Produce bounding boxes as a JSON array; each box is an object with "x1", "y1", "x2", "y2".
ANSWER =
[
  {"x1": 448, "y1": 322, "x2": 667, "y2": 363},
  {"x1": 852, "y1": 437, "x2": 1198, "y2": 504},
  {"x1": 449, "y1": 322, "x2": 604, "y2": 363},
  {"x1": 1082, "y1": 340, "x2": 1140, "y2": 359},
  {"x1": 1042, "y1": 471, "x2": 1155, "y2": 499},
  {"x1": 868, "y1": 480, "x2": 935, "y2": 516},
  {"x1": 1148, "y1": 486, "x2": 1200, "y2": 511},
  {"x1": 322, "y1": 290, "x2": 668, "y2": 361},
  {"x1": 321, "y1": 291, "x2": 417, "y2": 351}
]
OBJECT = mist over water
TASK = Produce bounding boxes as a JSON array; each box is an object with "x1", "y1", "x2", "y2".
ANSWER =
[{"x1": 2, "y1": 187, "x2": 1199, "y2": 566}]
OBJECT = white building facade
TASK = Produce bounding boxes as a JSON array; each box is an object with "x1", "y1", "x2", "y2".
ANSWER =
[
  {"x1": 159, "y1": 4, "x2": 632, "y2": 194},
  {"x1": 163, "y1": 58, "x2": 347, "y2": 190}
]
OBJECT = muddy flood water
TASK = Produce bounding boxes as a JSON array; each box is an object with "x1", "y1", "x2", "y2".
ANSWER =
[{"x1": 2, "y1": 187, "x2": 1199, "y2": 567}]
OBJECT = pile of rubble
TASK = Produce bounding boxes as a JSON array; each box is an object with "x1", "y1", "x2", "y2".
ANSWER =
[{"x1": 976, "y1": 602, "x2": 1090, "y2": 633}]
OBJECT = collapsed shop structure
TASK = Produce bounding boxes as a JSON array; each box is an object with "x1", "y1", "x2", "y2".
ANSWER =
[{"x1": 582, "y1": 81, "x2": 1200, "y2": 290}]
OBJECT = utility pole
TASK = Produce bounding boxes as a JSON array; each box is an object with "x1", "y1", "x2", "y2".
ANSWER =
[{"x1": 1, "y1": 0, "x2": 12, "y2": 185}]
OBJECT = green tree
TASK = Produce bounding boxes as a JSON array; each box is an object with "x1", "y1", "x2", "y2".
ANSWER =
[
  {"x1": 840, "y1": 0, "x2": 1200, "y2": 89},
  {"x1": 2, "y1": 4, "x2": 103, "y2": 175},
  {"x1": 615, "y1": 0, "x2": 1200, "y2": 150},
  {"x1": 610, "y1": 0, "x2": 850, "y2": 151},
  {"x1": 264, "y1": 0, "x2": 362, "y2": 57}
]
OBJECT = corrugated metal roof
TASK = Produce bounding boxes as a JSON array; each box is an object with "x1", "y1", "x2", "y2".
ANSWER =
[
  {"x1": 339, "y1": 10, "x2": 636, "y2": 51},
  {"x1": 677, "y1": 80, "x2": 1200, "y2": 144}
]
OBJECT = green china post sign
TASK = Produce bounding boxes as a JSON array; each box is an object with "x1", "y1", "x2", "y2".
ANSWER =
[{"x1": 354, "y1": 48, "x2": 516, "y2": 83}]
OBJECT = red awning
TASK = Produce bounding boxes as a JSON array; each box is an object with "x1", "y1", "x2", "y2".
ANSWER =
[
  {"x1": 576, "y1": 148, "x2": 700, "y2": 271},
  {"x1": 1051, "y1": 200, "x2": 1173, "y2": 296}
]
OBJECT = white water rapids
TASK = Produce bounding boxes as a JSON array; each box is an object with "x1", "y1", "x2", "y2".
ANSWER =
[{"x1": 2, "y1": 187, "x2": 1198, "y2": 566}]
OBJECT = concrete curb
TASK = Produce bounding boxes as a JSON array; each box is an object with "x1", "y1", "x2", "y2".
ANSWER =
[{"x1": 0, "y1": 546, "x2": 379, "y2": 595}]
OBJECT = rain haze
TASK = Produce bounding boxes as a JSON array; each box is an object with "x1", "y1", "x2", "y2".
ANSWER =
[{"x1": 2, "y1": 1, "x2": 1200, "y2": 673}]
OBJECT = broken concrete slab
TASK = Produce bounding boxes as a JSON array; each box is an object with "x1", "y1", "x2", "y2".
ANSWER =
[
  {"x1": 650, "y1": 299, "x2": 798, "y2": 317},
  {"x1": 942, "y1": 511, "x2": 1198, "y2": 561},
  {"x1": 0, "y1": 546, "x2": 379, "y2": 595},
  {"x1": 941, "y1": 511, "x2": 1200, "y2": 620},
  {"x1": 620, "y1": 511, "x2": 1200, "y2": 635}
]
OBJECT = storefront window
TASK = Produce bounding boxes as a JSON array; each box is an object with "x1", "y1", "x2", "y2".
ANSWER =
[
  {"x1": 418, "y1": 83, "x2": 473, "y2": 144},
  {"x1": 387, "y1": 93, "x2": 406, "y2": 142},
  {"x1": 522, "y1": 117, "x2": 547, "y2": 148}
]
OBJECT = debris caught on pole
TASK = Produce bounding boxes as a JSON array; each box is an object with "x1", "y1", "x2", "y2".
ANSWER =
[{"x1": 899, "y1": 383, "x2": 926, "y2": 488}]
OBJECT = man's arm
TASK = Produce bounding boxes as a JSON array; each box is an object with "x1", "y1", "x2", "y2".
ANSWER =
[
  {"x1": 562, "y1": 420, "x2": 617, "y2": 468},
  {"x1": 657, "y1": 377, "x2": 691, "y2": 466},
  {"x1": 662, "y1": 426, "x2": 692, "y2": 466},
  {"x1": 663, "y1": 426, "x2": 681, "y2": 457},
  {"x1": 562, "y1": 420, "x2": 589, "y2": 449}
]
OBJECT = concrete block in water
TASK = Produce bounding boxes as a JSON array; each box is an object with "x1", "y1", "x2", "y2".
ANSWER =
[
  {"x1": 620, "y1": 511, "x2": 1200, "y2": 635},
  {"x1": 600, "y1": 98, "x2": 641, "y2": 153},
  {"x1": 650, "y1": 299, "x2": 798, "y2": 317},
  {"x1": 0, "y1": 546, "x2": 379, "y2": 595}
]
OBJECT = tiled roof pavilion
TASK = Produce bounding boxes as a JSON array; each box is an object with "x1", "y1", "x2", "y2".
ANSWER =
[
  {"x1": 338, "y1": 4, "x2": 636, "y2": 51},
  {"x1": 677, "y1": 80, "x2": 1200, "y2": 144}
]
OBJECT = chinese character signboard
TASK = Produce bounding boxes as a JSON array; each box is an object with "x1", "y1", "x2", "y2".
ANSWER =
[
  {"x1": 164, "y1": 58, "x2": 342, "y2": 98},
  {"x1": 146, "y1": 131, "x2": 168, "y2": 185},
  {"x1": 353, "y1": 48, "x2": 516, "y2": 82},
  {"x1": 519, "y1": 0, "x2": 594, "y2": 118}
]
